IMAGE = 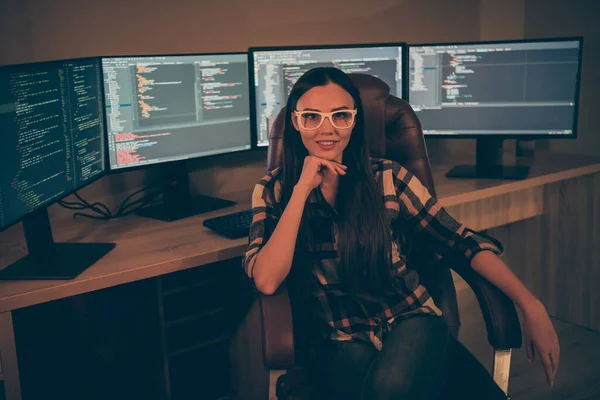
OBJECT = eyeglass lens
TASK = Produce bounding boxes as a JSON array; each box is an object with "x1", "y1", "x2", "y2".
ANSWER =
[{"x1": 300, "y1": 111, "x2": 354, "y2": 129}]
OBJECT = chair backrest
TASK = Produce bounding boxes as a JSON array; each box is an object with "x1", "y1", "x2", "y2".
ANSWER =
[{"x1": 266, "y1": 73, "x2": 460, "y2": 336}]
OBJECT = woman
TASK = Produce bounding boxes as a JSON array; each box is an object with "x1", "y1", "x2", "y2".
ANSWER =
[{"x1": 242, "y1": 67, "x2": 559, "y2": 399}]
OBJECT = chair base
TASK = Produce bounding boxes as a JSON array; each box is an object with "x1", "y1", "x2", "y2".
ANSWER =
[
  {"x1": 492, "y1": 349, "x2": 512, "y2": 395},
  {"x1": 270, "y1": 370, "x2": 286, "y2": 400}
]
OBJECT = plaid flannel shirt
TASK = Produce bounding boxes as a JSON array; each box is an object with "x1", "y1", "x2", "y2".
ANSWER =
[{"x1": 243, "y1": 158, "x2": 502, "y2": 350}]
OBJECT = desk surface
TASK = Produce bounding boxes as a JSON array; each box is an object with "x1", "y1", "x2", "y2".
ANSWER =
[{"x1": 1, "y1": 152, "x2": 600, "y2": 313}]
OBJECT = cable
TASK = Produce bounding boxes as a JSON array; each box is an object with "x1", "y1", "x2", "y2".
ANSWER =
[
  {"x1": 58, "y1": 184, "x2": 163, "y2": 221},
  {"x1": 58, "y1": 198, "x2": 111, "y2": 218},
  {"x1": 115, "y1": 187, "x2": 162, "y2": 217},
  {"x1": 76, "y1": 193, "x2": 112, "y2": 216}
]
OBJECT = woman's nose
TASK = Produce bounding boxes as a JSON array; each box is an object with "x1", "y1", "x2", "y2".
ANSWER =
[{"x1": 319, "y1": 116, "x2": 335, "y2": 133}]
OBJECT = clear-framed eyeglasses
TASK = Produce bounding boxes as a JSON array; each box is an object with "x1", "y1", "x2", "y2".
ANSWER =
[{"x1": 293, "y1": 109, "x2": 357, "y2": 130}]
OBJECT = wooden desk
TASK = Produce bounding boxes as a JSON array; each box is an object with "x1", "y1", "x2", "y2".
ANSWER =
[{"x1": 1, "y1": 152, "x2": 600, "y2": 400}]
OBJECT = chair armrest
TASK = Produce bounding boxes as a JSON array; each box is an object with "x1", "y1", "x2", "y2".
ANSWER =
[
  {"x1": 259, "y1": 287, "x2": 295, "y2": 369},
  {"x1": 454, "y1": 265, "x2": 523, "y2": 350}
]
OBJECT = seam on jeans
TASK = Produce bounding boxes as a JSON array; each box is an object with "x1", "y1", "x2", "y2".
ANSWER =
[
  {"x1": 414, "y1": 327, "x2": 453, "y2": 397},
  {"x1": 359, "y1": 352, "x2": 380, "y2": 400},
  {"x1": 428, "y1": 329, "x2": 452, "y2": 386},
  {"x1": 409, "y1": 328, "x2": 452, "y2": 399},
  {"x1": 359, "y1": 319, "x2": 451, "y2": 399}
]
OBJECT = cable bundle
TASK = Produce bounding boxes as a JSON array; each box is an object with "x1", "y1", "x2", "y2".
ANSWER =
[{"x1": 58, "y1": 187, "x2": 162, "y2": 220}]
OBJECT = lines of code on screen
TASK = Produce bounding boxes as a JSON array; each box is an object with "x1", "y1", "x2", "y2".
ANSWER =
[
  {"x1": 252, "y1": 46, "x2": 404, "y2": 147},
  {"x1": 0, "y1": 59, "x2": 105, "y2": 230},
  {"x1": 102, "y1": 54, "x2": 251, "y2": 170},
  {"x1": 409, "y1": 40, "x2": 581, "y2": 135}
]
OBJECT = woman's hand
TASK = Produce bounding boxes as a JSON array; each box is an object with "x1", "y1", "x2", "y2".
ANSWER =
[
  {"x1": 296, "y1": 156, "x2": 346, "y2": 191},
  {"x1": 468, "y1": 252, "x2": 560, "y2": 387},
  {"x1": 522, "y1": 300, "x2": 560, "y2": 386}
]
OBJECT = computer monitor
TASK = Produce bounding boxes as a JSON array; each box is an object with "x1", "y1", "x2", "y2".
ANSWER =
[
  {"x1": 0, "y1": 57, "x2": 115, "y2": 280},
  {"x1": 100, "y1": 52, "x2": 252, "y2": 221},
  {"x1": 409, "y1": 37, "x2": 583, "y2": 179},
  {"x1": 249, "y1": 43, "x2": 407, "y2": 147}
]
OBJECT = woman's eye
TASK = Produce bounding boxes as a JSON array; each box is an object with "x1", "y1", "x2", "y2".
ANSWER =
[{"x1": 305, "y1": 113, "x2": 319, "y2": 120}]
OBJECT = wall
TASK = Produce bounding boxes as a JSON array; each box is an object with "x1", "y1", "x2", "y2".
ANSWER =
[
  {"x1": 0, "y1": 0, "x2": 484, "y2": 206},
  {"x1": 525, "y1": 0, "x2": 600, "y2": 157},
  {"x1": 2, "y1": 0, "x2": 596, "y2": 207},
  {"x1": 1, "y1": 0, "x2": 481, "y2": 64},
  {"x1": 426, "y1": 0, "x2": 526, "y2": 164}
]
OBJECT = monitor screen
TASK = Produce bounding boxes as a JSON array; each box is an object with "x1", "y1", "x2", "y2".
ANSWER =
[
  {"x1": 101, "y1": 53, "x2": 251, "y2": 171},
  {"x1": 250, "y1": 43, "x2": 406, "y2": 147},
  {"x1": 0, "y1": 58, "x2": 106, "y2": 231},
  {"x1": 408, "y1": 38, "x2": 583, "y2": 137}
]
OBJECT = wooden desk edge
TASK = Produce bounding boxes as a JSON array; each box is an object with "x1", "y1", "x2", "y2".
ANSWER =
[
  {"x1": 2, "y1": 159, "x2": 600, "y2": 313},
  {"x1": 0, "y1": 244, "x2": 248, "y2": 313},
  {"x1": 439, "y1": 163, "x2": 600, "y2": 207}
]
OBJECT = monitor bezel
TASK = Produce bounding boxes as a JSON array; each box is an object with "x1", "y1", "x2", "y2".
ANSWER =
[
  {"x1": 407, "y1": 36, "x2": 584, "y2": 140},
  {"x1": 248, "y1": 42, "x2": 409, "y2": 149},
  {"x1": 0, "y1": 56, "x2": 107, "y2": 232},
  {"x1": 99, "y1": 51, "x2": 254, "y2": 175}
]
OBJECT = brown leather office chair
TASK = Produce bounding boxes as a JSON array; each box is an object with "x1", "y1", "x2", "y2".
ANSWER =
[{"x1": 231, "y1": 74, "x2": 522, "y2": 400}]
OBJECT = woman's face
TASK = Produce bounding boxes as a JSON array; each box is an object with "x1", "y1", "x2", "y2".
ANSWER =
[{"x1": 292, "y1": 83, "x2": 355, "y2": 163}]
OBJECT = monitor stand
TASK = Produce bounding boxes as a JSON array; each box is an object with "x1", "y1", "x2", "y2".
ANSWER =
[
  {"x1": 445, "y1": 138, "x2": 530, "y2": 180},
  {"x1": 0, "y1": 208, "x2": 115, "y2": 280},
  {"x1": 136, "y1": 160, "x2": 235, "y2": 222}
]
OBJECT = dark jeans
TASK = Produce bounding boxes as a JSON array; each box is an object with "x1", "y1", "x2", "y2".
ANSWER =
[{"x1": 314, "y1": 315, "x2": 506, "y2": 400}]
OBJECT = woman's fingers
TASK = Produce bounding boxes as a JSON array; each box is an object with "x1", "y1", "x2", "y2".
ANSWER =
[
  {"x1": 320, "y1": 160, "x2": 338, "y2": 175},
  {"x1": 334, "y1": 164, "x2": 347, "y2": 175},
  {"x1": 537, "y1": 344, "x2": 555, "y2": 386},
  {"x1": 320, "y1": 159, "x2": 346, "y2": 175},
  {"x1": 550, "y1": 350, "x2": 559, "y2": 376},
  {"x1": 550, "y1": 338, "x2": 560, "y2": 375},
  {"x1": 306, "y1": 156, "x2": 347, "y2": 177},
  {"x1": 525, "y1": 335, "x2": 534, "y2": 364}
]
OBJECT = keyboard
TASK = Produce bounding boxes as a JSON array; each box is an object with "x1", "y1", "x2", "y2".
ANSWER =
[{"x1": 203, "y1": 209, "x2": 253, "y2": 239}]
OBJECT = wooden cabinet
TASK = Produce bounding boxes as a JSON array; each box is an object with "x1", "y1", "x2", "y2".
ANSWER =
[
  {"x1": 10, "y1": 258, "x2": 254, "y2": 400},
  {"x1": 158, "y1": 257, "x2": 255, "y2": 400}
]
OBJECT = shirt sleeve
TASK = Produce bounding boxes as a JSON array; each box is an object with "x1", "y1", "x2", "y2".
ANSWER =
[
  {"x1": 242, "y1": 170, "x2": 281, "y2": 279},
  {"x1": 392, "y1": 162, "x2": 503, "y2": 265}
]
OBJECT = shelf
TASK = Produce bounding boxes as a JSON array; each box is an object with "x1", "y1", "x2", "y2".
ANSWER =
[
  {"x1": 168, "y1": 335, "x2": 230, "y2": 358},
  {"x1": 165, "y1": 307, "x2": 226, "y2": 328}
]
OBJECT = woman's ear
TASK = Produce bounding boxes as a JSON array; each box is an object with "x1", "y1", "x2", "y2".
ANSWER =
[{"x1": 291, "y1": 114, "x2": 299, "y2": 131}]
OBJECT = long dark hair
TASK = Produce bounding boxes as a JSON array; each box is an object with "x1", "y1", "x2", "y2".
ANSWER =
[{"x1": 281, "y1": 67, "x2": 398, "y2": 302}]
